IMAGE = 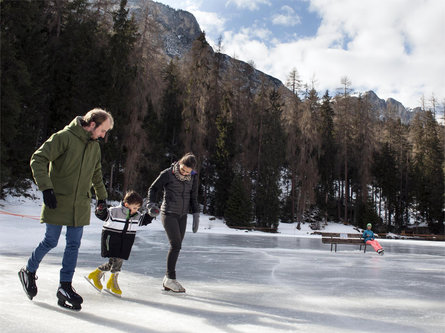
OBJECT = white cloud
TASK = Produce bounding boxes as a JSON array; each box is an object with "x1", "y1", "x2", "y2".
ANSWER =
[
  {"x1": 190, "y1": 10, "x2": 226, "y2": 36},
  {"x1": 223, "y1": 29, "x2": 270, "y2": 67},
  {"x1": 244, "y1": 26, "x2": 272, "y2": 40},
  {"x1": 272, "y1": 5, "x2": 302, "y2": 26},
  {"x1": 226, "y1": 0, "x2": 271, "y2": 11},
  {"x1": 223, "y1": 0, "x2": 445, "y2": 108},
  {"x1": 155, "y1": 0, "x2": 203, "y2": 11}
]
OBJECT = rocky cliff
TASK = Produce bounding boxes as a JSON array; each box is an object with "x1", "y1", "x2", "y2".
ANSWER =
[
  {"x1": 129, "y1": 0, "x2": 284, "y2": 90},
  {"x1": 364, "y1": 91, "x2": 415, "y2": 123},
  {"x1": 130, "y1": 0, "x2": 201, "y2": 58}
]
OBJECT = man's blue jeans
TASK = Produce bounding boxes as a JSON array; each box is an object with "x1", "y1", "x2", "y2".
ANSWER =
[{"x1": 27, "y1": 224, "x2": 84, "y2": 282}]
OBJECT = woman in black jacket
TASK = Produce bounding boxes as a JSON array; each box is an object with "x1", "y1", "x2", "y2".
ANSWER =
[{"x1": 147, "y1": 153, "x2": 199, "y2": 292}]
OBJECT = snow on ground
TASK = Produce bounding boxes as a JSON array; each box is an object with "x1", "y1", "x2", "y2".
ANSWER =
[{"x1": 1, "y1": 193, "x2": 445, "y2": 333}]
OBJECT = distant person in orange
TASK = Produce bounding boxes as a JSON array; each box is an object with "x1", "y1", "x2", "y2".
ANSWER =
[{"x1": 362, "y1": 223, "x2": 384, "y2": 255}]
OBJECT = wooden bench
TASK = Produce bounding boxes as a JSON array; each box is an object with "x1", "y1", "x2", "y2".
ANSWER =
[{"x1": 317, "y1": 232, "x2": 367, "y2": 252}]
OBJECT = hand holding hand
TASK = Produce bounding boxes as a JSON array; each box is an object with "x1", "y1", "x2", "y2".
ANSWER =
[
  {"x1": 95, "y1": 199, "x2": 108, "y2": 221},
  {"x1": 42, "y1": 189, "x2": 57, "y2": 209},
  {"x1": 139, "y1": 213, "x2": 153, "y2": 226},
  {"x1": 147, "y1": 203, "x2": 160, "y2": 217}
]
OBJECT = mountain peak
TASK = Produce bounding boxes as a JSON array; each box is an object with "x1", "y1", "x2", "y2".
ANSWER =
[
  {"x1": 130, "y1": 0, "x2": 285, "y2": 92},
  {"x1": 131, "y1": 0, "x2": 202, "y2": 58},
  {"x1": 363, "y1": 91, "x2": 415, "y2": 123}
]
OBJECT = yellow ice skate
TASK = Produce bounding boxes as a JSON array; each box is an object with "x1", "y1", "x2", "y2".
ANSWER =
[
  {"x1": 84, "y1": 268, "x2": 104, "y2": 292},
  {"x1": 105, "y1": 273, "x2": 122, "y2": 297}
]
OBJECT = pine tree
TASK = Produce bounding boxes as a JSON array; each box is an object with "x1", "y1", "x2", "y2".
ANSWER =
[
  {"x1": 138, "y1": 99, "x2": 163, "y2": 194},
  {"x1": 225, "y1": 174, "x2": 252, "y2": 228},
  {"x1": 178, "y1": 32, "x2": 213, "y2": 214},
  {"x1": 295, "y1": 87, "x2": 320, "y2": 228},
  {"x1": 410, "y1": 111, "x2": 444, "y2": 232},
  {"x1": 181, "y1": 32, "x2": 212, "y2": 159},
  {"x1": 1, "y1": 0, "x2": 49, "y2": 191},
  {"x1": 283, "y1": 68, "x2": 302, "y2": 223},
  {"x1": 372, "y1": 142, "x2": 398, "y2": 230},
  {"x1": 160, "y1": 60, "x2": 184, "y2": 163},
  {"x1": 101, "y1": 0, "x2": 139, "y2": 196},
  {"x1": 254, "y1": 89, "x2": 286, "y2": 231},
  {"x1": 334, "y1": 76, "x2": 354, "y2": 222},
  {"x1": 223, "y1": 56, "x2": 256, "y2": 172},
  {"x1": 47, "y1": 0, "x2": 111, "y2": 133},
  {"x1": 212, "y1": 110, "x2": 235, "y2": 217},
  {"x1": 378, "y1": 118, "x2": 412, "y2": 231},
  {"x1": 349, "y1": 94, "x2": 377, "y2": 226},
  {"x1": 316, "y1": 90, "x2": 336, "y2": 223},
  {"x1": 203, "y1": 48, "x2": 226, "y2": 215}
]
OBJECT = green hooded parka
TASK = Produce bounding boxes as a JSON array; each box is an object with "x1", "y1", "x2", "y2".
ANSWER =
[{"x1": 30, "y1": 117, "x2": 108, "y2": 226}]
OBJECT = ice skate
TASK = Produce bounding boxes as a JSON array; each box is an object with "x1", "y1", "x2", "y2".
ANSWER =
[
  {"x1": 104, "y1": 272, "x2": 122, "y2": 297},
  {"x1": 84, "y1": 268, "x2": 105, "y2": 292},
  {"x1": 18, "y1": 267, "x2": 38, "y2": 300},
  {"x1": 378, "y1": 249, "x2": 385, "y2": 256},
  {"x1": 57, "y1": 282, "x2": 83, "y2": 311},
  {"x1": 163, "y1": 276, "x2": 186, "y2": 293}
]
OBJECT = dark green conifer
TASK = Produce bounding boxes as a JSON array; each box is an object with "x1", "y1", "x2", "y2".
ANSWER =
[{"x1": 225, "y1": 174, "x2": 252, "y2": 228}]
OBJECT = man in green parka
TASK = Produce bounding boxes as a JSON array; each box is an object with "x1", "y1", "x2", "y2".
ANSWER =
[{"x1": 18, "y1": 108, "x2": 113, "y2": 311}]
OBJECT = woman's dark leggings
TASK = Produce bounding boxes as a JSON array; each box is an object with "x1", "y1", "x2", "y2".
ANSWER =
[{"x1": 162, "y1": 213, "x2": 187, "y2": 279}]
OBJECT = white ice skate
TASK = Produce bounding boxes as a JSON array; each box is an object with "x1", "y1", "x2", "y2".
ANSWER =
[{"x1": 163, "y1": 276, "x2": 186, "y2": 293}]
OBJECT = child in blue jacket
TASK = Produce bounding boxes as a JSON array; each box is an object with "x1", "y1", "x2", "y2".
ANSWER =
[{"x1": 363, "y1": 223, "x2": 384, "y2": 255}]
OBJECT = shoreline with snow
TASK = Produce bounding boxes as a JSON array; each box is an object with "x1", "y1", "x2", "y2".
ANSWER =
[{"x1": 1, "y1": 189, "x2": 443, "y2": 248}]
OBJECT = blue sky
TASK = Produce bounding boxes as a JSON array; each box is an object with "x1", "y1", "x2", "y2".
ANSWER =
[
  {"x1": 156, "y1": 0, "x2": 445, "y2": 110},
  {"x1": 194, "y1": 0, "x2": 322, "y2": 44}
]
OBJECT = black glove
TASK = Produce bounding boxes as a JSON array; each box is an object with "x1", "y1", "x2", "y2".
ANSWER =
[
  {"x1": 95, "y1": 199, "x2": 108, "y2": 221},
  {"x1": 139, "y1": 213, "x2": 153, "y2": 226},
  {"x1": 147, "y1": 203, "x2": 160, "y2": 217},
  {"x1": 42, "y1": 189, "x2": 57, "y2": 209}
]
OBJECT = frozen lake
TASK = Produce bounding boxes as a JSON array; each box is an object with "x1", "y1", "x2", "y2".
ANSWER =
[{"x1": 1, "y1": 212, "x2": 444, "y2": 333}]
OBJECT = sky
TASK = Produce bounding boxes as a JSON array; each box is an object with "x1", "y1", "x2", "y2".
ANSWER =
[{"x1": 154, "y1": 0, "x2": 445, "y2": 110}]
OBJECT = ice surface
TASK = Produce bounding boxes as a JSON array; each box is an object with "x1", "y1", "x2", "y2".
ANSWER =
[{"x1": 1, "y1": 194, "x2": 444, "y2": 332}]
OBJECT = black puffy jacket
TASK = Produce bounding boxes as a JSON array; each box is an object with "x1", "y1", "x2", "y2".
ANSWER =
[{"x1": 148, "y1": 163, "x2": 199, "y2": 216}]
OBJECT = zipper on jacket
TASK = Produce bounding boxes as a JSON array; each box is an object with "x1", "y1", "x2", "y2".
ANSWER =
[
  {"x1": 122, "y1": 211, "x2": 131, "y2": 235},
  {"x1": 120, "y1": 210, "x2": 138, "y2": 252},
  {"x1": 181, "y1": 181, "x2": 186, "y2": 215},
  {"x1": 73, "y1": 141, "x2": 90, "y2": 226}
]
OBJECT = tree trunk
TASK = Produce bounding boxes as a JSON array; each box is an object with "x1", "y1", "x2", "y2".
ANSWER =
[
  {"x1": 324, "y1": 191, "x2": 328, "y2": 225},
  {"x1": 109, "y1": 162, "x2": 115, "y2": 197},
  {"x1": 378, "y1": 188, "x2": 382, "y2": 219},
  {"x1": 338, "y1": 180, "x2": 342, "y2": 221},
  {"x1": 202, "y1": 182, "x2": 208, "y2": 214},
  {"x1": 257, "y1": 116, "x2": 263, "y2": 175},
  {"x1": 291, "y1": 169, "x2": 296, "y2": 222},
  {"x1": 344, "y1": 152, "x2": 348, "y2": 223}
]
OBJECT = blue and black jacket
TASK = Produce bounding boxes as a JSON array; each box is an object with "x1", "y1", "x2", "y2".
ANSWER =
[{"x1": 362, "y1": 230, "x2": 375, "y2": 243}]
